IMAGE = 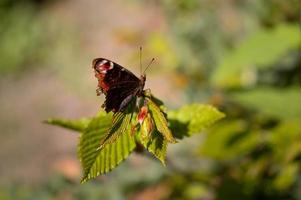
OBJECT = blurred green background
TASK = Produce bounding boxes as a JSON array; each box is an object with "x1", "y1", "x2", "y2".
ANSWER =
[{"x1": 0, "y1": 0, "x2": 300, "y2": 199}]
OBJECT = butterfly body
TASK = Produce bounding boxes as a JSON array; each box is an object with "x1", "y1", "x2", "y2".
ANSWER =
[{"x1": 93, "y1": 58, "x2": 146, "y2": 113}]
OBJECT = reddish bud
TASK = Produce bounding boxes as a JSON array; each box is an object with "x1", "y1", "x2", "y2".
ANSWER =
[{"x1": 138, "y1": 106, "x2": 148, "y2": 124}]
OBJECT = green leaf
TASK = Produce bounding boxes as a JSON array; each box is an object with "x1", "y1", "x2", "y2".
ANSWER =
[
  {"x1": 269, "y1": 120, "x2": 301, "y2": 163},
  {"x1": 140, "y1": 128, "x2": 167, "y2": 165},
  {"x1": 273, "y1": 163, "x2": 299, "y2": 190},
  {"x1": 99, "y1": 112, "x2": 133, "y2": 149},
  {"x1": 81, "y1": 131, "x2": 136, "y2": 183},
  {"x1": 168, "y1": 104, "x2": 225, "y2": 138},
  {"x1": 79, "y1": 112, "x2": 136, "y2": 183},
  {"x1": 45, "y1": 118, "x2": 90, "y2": 132},
  {"x1": 147, "y1": 90, "x2": 165, "y2": 107},
  {"x1": 137, "y1": 101, "x2": 168, "y2": 165},
  {"x1": 230, "y1": 87, "x2": 301, "y2": 119},
  {"x1": 99, "y1": 100, "x2": 136, "y2": 149},
  {"x1": 147, "y1": 99, "x2": 177, "y2": 143},
  {"x1": 78, "y1": 112, "x2": 112, "y2": 181},
  {"x1": 211, "y1": 24, "x2": 301, "y2": 88},
  {"x1": 199, "y1": 120, "x2": 260, "y2": 160},
  {"x1": 46, "y1": 93, "x2": 225, "y2": 180}
]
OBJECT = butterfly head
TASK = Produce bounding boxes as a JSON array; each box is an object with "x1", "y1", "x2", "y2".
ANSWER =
[{"x1": 141, "y1": 74, "x2": 146, "y2": 81}]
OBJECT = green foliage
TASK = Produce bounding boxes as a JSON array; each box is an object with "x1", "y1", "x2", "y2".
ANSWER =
[
  {"x1": 99, "y1": 111, "x2": 133, "y2": 148},
  {"x1": 193, "y1": 117, "x2": 301, "y2": 199},
  {"x1": 81, "y1": 129, "x2": 136, "y2": 183},
  {"x1": 78, "y1": 112, "x2": 113, "y2": 182},
  {"x1": 140, "y1": 129, "x2": 167, "y2": 165},
  {"x1": 273, "y1": 163, "x2": 299, "y2": 190},
  {"x1": 0, "y1": 1, "x2": 56, "y2": 75},
  {"x1": 46, "y1": 118, "x2": 90, "y2": 132},
  {"x1": 47, "y1": 93, "x2": 224, "y2": 182},
  {"x1": 77, "y1": 112, "x2": 136, "y2": 183},
  {"x1": 199, "y1": 120, "x2": 260, "y2": 160},
  {"x1": 168, "y1": 104, "x2": 225, "y2": 138},
  {"x1": 230, "y1": 87, "x2": 301, "y2": 119},
  {"x1": 2, "y1": 0, "x2": 300, "y2": 199},
  {"x1": 148, "y1": 99, "x2": 177, "y2": 143},
  {"x1": 269, "y1": 120, "x2": 301, "y2": 163},
  {"x1": 211, "y1": 24, "x2": 301, "y2": 88},
  {"x1": 155, "y1": 1, "x2": 301, "y2": 199}
]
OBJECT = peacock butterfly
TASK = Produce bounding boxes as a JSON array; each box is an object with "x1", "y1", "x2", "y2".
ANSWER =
[{"x1": 93, "y1": 54, "x2": 153, "y2": 113}]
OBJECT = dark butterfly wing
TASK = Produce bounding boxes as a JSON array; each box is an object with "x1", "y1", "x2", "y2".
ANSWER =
[
  {"x1": 93, "y1": 58, "x2": 142, "y2": 113},
  {"x1": 103, "y1": 83, "x2": 139, "y2": 113}
]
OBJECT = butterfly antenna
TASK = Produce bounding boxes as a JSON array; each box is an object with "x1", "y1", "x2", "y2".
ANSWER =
[
  {"x1": 143, "y1": 58, "x2": 155, "y2": 74},
  {"x1": 139, "y1": 46, "x2": 142, "y2": 75}
]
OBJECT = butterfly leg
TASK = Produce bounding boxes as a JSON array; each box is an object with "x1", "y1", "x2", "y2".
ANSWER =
[{"x1": 96, "y1": 88, "x2": 102, "y2": 96}]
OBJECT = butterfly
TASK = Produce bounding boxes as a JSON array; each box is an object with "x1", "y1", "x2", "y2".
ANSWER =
[{"x1": 93, "y1": 55, "x2": 154, "y2": 113}]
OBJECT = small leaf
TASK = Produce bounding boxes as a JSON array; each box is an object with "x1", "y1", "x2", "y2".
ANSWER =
[
  {"x1": 140, "y1": 129, "x2": 167, "y2": 165},
  {"x1": 144, "y1": 90, "x2": 166, "y2": 111},
  {"x1": 273, "y1": 163, "x2": 299, "y2": 190},
  {"x1": 138, "y1": 111, "x2": 167, "y2": 165},
  {"x1": 148, "y1": 91, "x2": 164, "y2": 107},
  {"x1": 99, "y1": 112, "x2": 133, "y2": 149},
  {"x1": 140, "y1": 113, "x2": 154, "y2": 139},
  {"x1": 211, "y1": 24, "x2": 301, "y2": 88},
  {"x1": 79, "y1": 112, "x2": 136, "y2": 182},
  {"x1": 147, "y1": 98, "x2": 177, "y2": 143},
  {"x1": 230, "y1": 87, "x2": 301, "y2": 119},
  {"x1": 78, "y1": 112, "x2": 112, "y2": 181},
  {"x1": 81, "y1": 130, "x2": 136, "y2": 183},
  {"x1": 199, "y1": 120, "x2": 259, "y2": 160},
  {"x1": 45, "y1": 118, "x2": 90, "y2": 132},
  {"x1": 168, "y1": 104, "x2": 225, "y2": 138},
  {"x1": 99, "y1": 100, "x2": 136, "y2": 148}
]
